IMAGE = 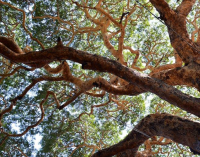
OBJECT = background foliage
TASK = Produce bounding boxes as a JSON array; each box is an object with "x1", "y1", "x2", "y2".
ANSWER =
[{"x1": 0, "y1": 0, "x2": 200, "y2": 156}]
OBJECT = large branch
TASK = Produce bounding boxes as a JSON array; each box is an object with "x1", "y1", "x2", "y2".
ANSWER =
[
  {"x1": 151, "y1": 62, "x2": 200, "y2": 90},
  {"x1": 150, "y1": 0, "x2": 199, "y2": 64},
  {"x1": 92, "y1": 113, "x2": 200, "y2": 156},
  {"x1": 176, "y1": 0, "x2": 197, "y2": 17},
  {"x1": 1, "y1": 43, "x2": 200, "y2": 116}
]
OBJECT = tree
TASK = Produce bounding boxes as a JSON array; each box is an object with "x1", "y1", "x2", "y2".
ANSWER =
[{"x1": 0, "y1": 0, "x2": 200, "y2": 156}]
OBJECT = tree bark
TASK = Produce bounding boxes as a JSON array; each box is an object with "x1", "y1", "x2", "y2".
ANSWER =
[
  {"x1": 0, "y1": 0, "x2": 200, "y2": 156},
  {"x1": 150, "y1": 0, "x2": 199, "y2": 64},
  {"x1": 1, "y1": 42, "x2": 200, "y2": 117},
  {"x1": 92, "y1": 113, "x2": 200, "y2": 156}
]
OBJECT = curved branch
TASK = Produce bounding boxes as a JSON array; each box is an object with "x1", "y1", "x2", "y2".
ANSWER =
[
  {"x1": 0, "y1": 102, "x2": 15, "y2": 124},
  {"x1": 44, "y1": 63, "x2": 64, "y2": 74},
  {"x1": 1, "y1": 44, "x2": 200, "y2": 116},
  {"x1": 0, "y1": 1, "x2": 45, "y2": 49},
  {"x1": 0, "y1": 96, "x2": 46, "y2": 145},
  {"x1": 44, "y1": 76, "x2": 144, "y2": 110},
  {"x1": 14, "y1": 146, "x2": 28, "y2": 157},
  {"x1": 59, "y1": 91, "x2": 82, "y2": 110},
  {"x1": 1, "y1": 98, "x2": 44, "y2": 138},
  {"x1": 151, "y1": 50, "x2": 182, "y2": 74},
  {"x1": 12, "y1": 76, "x2": 64, "y2": 102},
  {"x1": 0, "y1": 66, "x2": 35, "y2": 77},
  {"x1": 92, "y1": 113, "x2": 200, "y2": 156}
]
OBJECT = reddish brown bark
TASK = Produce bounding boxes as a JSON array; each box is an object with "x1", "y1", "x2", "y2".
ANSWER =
[
  {"x1": 92, "y1": 113, "x2": 200, "y2": 156},
  {"x1": 150, "y1": 0, "x2": 199, "y2": 64},
  {"x1": 0, "y1": 0, "x2": 200, "y2": 156},
  {"x1": 151, "y1": 62, "x2": 200, "y2": 90},
  {"x1": 1, "y1": 42, "x2": 200, "y2": 117}
]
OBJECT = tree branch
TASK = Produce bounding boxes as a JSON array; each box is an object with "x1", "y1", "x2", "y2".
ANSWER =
[
  {"x1": 1, "y1": 42, "x2": 200, "y2": 116},
  {"x1": 92, "y1": 113, "x2": 200, "y2": 156},
  {"x1": 149, "y1": 0, "x2": 199, "y2": 65},
  {"x1": 151, "y1": 62, "x2": 200, "y2": 91},
  {"x1": 176, "y1": 0, "x2": 196, "y2": 17}
]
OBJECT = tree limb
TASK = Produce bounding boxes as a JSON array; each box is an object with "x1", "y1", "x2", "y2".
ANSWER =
[
  {"x1": 1, "y1": 42, "x2": 200, "y2": 116},
  {"x1": 92, "y1": 113, "x2": 200, "y2": 156}
]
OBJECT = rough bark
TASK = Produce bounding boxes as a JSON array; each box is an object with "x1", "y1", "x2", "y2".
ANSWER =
[
  {"x1": 1, "y1": 43, "x2": 200, "y2": 117},
  {"x1": 92, "y1": 113, "x2": 200, "y2": 156},
  {"x1": 150, "y1": 0, "x2": 200, "y2": 64},
  {"x1": 0, "y1": 0, "x2": 200, "y2": 156},
  {"x1": 151, "y1": 62, "x2": 200, "y2": 90}
]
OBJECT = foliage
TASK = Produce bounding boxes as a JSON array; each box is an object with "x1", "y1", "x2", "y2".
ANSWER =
[{"x1": 0, "y1": 0, "x2": 200, "y2": 156}]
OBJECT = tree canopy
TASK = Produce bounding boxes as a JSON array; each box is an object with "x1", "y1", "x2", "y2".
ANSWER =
[{"x1": 0, "y1": 0, "x2": 200, "y2": 156}]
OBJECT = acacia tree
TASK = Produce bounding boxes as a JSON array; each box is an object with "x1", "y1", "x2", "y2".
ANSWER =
[{"x1": 0, "y1": 0, "x2": 200, "y2": 156}]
